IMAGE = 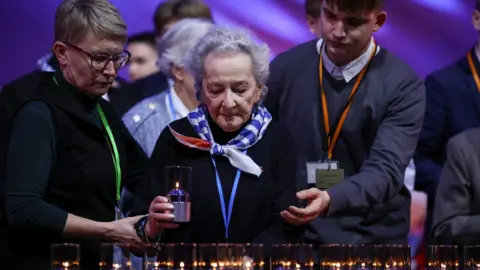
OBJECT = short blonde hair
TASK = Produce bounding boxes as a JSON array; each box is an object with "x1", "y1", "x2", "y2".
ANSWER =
[{"x1": 55, "y1": 0, "x2": 127, "y2": 45}]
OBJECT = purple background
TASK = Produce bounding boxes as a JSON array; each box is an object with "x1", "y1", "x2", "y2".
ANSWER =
[{"x1": 0, "y1": 0, "x2": 477, "y2": 86}]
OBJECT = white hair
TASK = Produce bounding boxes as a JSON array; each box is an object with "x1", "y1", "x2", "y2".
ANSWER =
[
  {"x1": 157, "y1": 18, "x2": 213, "y2": 78},
  {"x1": 184, "y1": 26, "x2": 271, "y2": 103}
]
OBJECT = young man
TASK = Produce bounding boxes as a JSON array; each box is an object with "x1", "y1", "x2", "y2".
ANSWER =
[
  {"x1": 413, "y1": 0, "x2": 480, "y2": 264},
  {"x1": 127, "y1": 32, "x2": 159, "y2": 82},
  {"x1": 267, "y1": 0, "x2": 426, "y2": 244}
]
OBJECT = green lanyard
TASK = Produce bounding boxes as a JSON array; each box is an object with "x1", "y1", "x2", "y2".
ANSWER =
[
  {"x1": 52, "y1": 76, "x2": 122, "y2": 203},
  {"x1": 96, "y1": 104, "x2": 122, "y2": 203}
]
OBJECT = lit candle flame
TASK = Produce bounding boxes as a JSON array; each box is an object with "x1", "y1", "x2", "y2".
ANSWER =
[
  {"x1": 180, "y1": 261, "x2": 185, "y2": 268},
  {"x1": 175, "y1": 181, "x2": 179, "y2": 189},
  {"x1": 113, "y1": 263, "x2": 121, "y2": 269}
]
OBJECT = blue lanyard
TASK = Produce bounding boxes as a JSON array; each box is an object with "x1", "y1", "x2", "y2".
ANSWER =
[
  {"x1": 211, "y1": 150, "x2": 246, "y2": 241},
  {"x1": 167, "y1": 90, "x2": 176, "y2": 121}
]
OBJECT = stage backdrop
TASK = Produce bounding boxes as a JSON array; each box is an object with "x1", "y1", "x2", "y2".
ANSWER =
[{"x1": 0, "y1": 0, "x2": 477, "y2": 86}]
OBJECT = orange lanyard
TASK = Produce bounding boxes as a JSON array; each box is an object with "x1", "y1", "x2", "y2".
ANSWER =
[
  {"x1": 467, "y1": 49, "x2": 480, "y2": 93},
  {"x1": 319, "y1": 41, "x2": 377, "y2": 160}
]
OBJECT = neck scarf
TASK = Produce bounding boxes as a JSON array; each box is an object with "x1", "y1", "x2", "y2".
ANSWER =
[{"x1": 169, "y1": 104, "x2": 272, "y2": 176}]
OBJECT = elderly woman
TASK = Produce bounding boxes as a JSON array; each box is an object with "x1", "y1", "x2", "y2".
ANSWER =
[
  {"x1": 2, "y1": 0, "x2": 168, "y2": 269},
  {"x1": 123, "y1": 18, "x2": 213, "y2": 157},
  {"x1": 131, "y1": 26, "x2": 302, "y2": 244}
]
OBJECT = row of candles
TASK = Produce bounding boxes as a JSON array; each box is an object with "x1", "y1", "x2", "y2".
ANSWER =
[{"x1": 51, "y1": 243, "x2": 480, "y2": 270}]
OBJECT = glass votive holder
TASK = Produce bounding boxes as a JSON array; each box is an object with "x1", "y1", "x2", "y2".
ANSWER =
[
  {"x1": 370, "y1": 245, "x2": 392, "y2": 269},
  {"x1": 291, "y1": 244, "x2": 315, "y2": 269},
  {"x1": 343, "y1": 245, "x2": 374, "y2": 269},
  {"x1": 229, "y1": 244, "x2": 269, "y2": 270},
  {"x1": 427, "y1": 245, "x2": 459, "y2": 270},
  {"x1": 216, "y1": 243, "x2": 244, "y2": 269},
  {"x1": 145, "y1": 243, "x2": 197, "y2": 270},
  {"x1": 318, "y1": 244, "x2": 346, "y2": 269},
  {"x1": 198, "y1": 243, "x2": 218, "y2": 269},
  {"x1": 382, "y1": 245, "x2": 411, "y2": 269},
  {"x1": 463, "y1": 245, "x2": 480, "y2": 269},
  {"x1": 51, "y1": 243, "x2": 80, "y2": 269},
  {"x1": 99, "y1": 243, "x2": 131, "y2": 269},
  {"x1": 272, "y1": 244, "x2": 296, "y2": 269}
]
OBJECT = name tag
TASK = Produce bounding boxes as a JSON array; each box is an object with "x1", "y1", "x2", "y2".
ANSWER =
[
  {"x1": 316, "y1": 169, "x2": 344, "y2": 190},
  {"x1": 306, "y1": 161, "x2": 339, "y2": 184}
]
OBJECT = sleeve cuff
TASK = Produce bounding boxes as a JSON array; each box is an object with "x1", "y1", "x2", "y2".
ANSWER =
[{"x1": 325, "y1": 182, "x2": 348, "y2": 217}]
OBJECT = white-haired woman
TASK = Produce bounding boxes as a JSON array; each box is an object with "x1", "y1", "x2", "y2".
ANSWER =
[{"x1": 131, "y1": 26, "x2": 303, "y2": 244}]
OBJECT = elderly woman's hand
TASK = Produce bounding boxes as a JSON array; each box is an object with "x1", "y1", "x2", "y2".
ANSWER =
[{"x1": 145, "y1": 196, "x2": 179, "y2": 238}]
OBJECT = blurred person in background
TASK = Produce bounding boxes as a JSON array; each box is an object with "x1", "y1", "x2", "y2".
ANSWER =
[
  {"x1": 130, "y1": 0, "x2": 214, "y2": 102},
  {"x1": 414, "y1": 0, "x2": 480, "y2": 266},
  {"x1": 2, "y1": 0, "x2": 152, "y2": 268},
  {"x1": 430, "y1": 128, "x2": 480, "y2": 244},
  {"x1": 415, "y1": 0, "x2": 480, "y2": 231},
  {"x1": 305, "y1": 0, "x2": 322, "y2": 37},
  {"x1": 123, "y1": 19, "x2": 213, "y2": 157},
  {"x1": 127, "y1": 32, "x2": 160, "y2": 82}
]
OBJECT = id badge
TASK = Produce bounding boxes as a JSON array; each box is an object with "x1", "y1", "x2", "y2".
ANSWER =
[
  {"x1": 306, "y1": 161, "x2": 344, "y2": 190},
  {"x1": 306, "y1": 161, "x2": 339, "y2": 184}
]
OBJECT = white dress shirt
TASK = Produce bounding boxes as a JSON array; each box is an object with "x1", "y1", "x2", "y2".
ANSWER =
[
  {"x1": 316, "y1": 38, "x2": 380, "y2": 82},
  {"x1": 165, "y1": 85, "x2": 190, "y2": 121}
]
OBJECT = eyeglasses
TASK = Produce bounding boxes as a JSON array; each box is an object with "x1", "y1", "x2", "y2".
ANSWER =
[{"x1": 62, "y1": 41, "x2": 131, "y2": 71}]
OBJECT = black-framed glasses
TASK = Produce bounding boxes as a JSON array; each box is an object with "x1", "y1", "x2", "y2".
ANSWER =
[{"x1": 62, "y1": 41, "x2": 131, "y2": 71}]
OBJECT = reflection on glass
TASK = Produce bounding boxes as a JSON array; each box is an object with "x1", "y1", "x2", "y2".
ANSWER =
[
  {"x1": 241, "y1": 244, "x2": 265, "y2": 270},
  {"x1": 146, "y1": 243, "x2": 197, "y2": 270},
  {"x1": 272, "y1": 244, "x2": 296, "y2": 270},
  {"x1": 51, "y1": 243, "x2": 80, "y2": 270},
  {"x1": 99, "y1": 243, "x2": 131, "y2": 269},
  {"x1": 198, "y1": 244, "x2": 217, "y2": 269},
  {"x1": 319, "y1": 244, "x2": 346, "y2": 269},
  {"x1": 463, "y1": 246, "x2": 480, "y2": 270},
  {"x1": 427, "y1": 245, "x2": 459, "y2": 270}
]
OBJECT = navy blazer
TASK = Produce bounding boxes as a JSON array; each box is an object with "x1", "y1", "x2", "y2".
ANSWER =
[{"x1": 414, "y1": 48, "x2": 480, "y2": 241}]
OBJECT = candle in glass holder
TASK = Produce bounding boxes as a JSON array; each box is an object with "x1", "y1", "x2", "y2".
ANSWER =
[
  {"x1": 164, "y1": 166, "x2": 192, "y2": 223},
  {"x1": 51, "y1": 243, "x2": 80, "y2": 270}
]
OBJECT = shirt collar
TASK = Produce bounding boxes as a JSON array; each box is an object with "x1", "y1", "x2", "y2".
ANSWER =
[
  {"x1": 165, "y1": 83, "x2": 190, "y2": 120},
  {"x1": 316, "y1": 38, "x2": 380, "y2": 82}
]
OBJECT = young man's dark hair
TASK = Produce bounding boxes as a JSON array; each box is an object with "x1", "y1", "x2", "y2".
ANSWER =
[
  {"x1": 153, "y1": 0, "x2": 213, "y2": 36},
  {"x1": 305, "y1": 0, "x2": 321, "y2": 19},
  {"x1": 323, "y1": 0, "x2": 384, "y2": 12},
  {"x1": 305, "y1": 0, "x2": 322, "y2": 37},
  {"x1": 127, "y1": 32, "x2": 156, "y2": 48},
  {"x1": 476, "y1": 0, "x2": 480, "y2": 11}
]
